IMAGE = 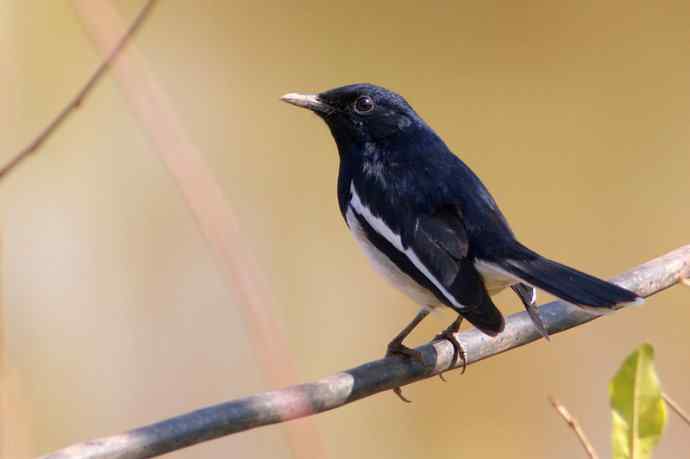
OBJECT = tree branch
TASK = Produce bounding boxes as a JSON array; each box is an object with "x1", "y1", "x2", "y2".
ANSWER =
[
  {"x1": 549, "y1": 396, "x2": 600, "y2": 459},
  {"x1": 0, "y1": 0, "x2": 158, "y2": 181},
  {"x1": 38, "y1": 244, "x2": 690, "y2": 459},
  {"x1": 662, "y1": 392, "x2": 690, "y2": 426}
]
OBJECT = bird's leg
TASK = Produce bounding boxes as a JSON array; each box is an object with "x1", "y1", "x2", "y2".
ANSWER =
[
  {"x1": 385, "y1": 307, "x2": 429, "y2": 363},
  {"x1": 433, "y1": 316, "x2": 466, "y2": 380},
  {"x1": 385, "y1": 307, "x2": 431, "y2": 403}
]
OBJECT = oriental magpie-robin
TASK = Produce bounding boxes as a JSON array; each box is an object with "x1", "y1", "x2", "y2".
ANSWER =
[{"x1": 281, "y1": 83, "x2": 641, "y2": 386}]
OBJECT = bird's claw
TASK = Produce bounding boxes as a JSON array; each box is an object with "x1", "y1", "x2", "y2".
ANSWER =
[
  {"x1": 385, "y1": 342, "x2": 425, "y2": 402},
  {"x1": 393, "y1": 386, "x2": 412, "y2": 403},
  {"x1": 434, "y1": 326, "x2": 467, "y2": 378}
]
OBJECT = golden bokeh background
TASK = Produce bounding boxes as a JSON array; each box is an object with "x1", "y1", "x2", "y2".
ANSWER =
[{"x1": 1, "y1": 1, "x2": 689, "y2": 458}]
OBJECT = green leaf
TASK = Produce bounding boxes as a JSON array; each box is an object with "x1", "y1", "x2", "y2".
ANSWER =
[{"x1": 610, "y1": 343, "x2": 667, "y2": 459}]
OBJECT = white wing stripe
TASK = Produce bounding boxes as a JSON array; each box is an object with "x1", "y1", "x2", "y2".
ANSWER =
[{"x1": 349, "y1": 183, "x2": 463, "y2": 308}]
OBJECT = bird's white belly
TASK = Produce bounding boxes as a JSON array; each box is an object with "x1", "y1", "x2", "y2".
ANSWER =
[
  {"x1": 474, "y1": 259, "x2": 520, "y2": 294},
  {"x1": 346, "y1": 207, "x2": 440, "y2": 307}
]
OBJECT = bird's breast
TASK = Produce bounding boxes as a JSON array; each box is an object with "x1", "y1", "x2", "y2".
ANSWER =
[{"x1": 345, "y1": 206, "x2": 440, "y2": 307}]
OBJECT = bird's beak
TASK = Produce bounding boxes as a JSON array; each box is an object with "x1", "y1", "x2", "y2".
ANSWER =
[{"x1": 280, "y1": 93, "x2": 333, "y2": 114}]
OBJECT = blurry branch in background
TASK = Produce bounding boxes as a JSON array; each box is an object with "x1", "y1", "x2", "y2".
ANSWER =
[
  {"x1": 662, "y1": 392, "x2": 690, "y2": 426},
  {"x1": 71, "y1": 1, "x2": 326, "y2": 458},
  {"x1": 548, "y1": 396, "x2": 599, "y2": 459},
  {"x1": 3, "y1": 0, "x2": 327, "y2": 457},
  {"x1": 0, "y1": 231, "x2": 5, "y2": 459},
  {"x1": 1, "y1": 1, "x2": 157, "y2": 455},
  {"x1": 0, "y1": 0, "x2": 158, "y2": 181},
  {"x1": 41, "y1": 245, "x2": 690, "y2": 459}
]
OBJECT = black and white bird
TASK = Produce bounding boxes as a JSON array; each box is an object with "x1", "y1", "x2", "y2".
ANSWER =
[{"x1": 281, "y1": 83, "x2": 641, "y2": 374}]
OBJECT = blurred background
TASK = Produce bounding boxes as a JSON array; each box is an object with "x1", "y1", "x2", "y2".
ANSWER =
[{"x1": 1, "y1": 1, "x2": 689, "y2": 458}]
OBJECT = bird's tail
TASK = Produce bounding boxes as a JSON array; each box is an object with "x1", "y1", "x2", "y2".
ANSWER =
[
  {"x1": 493, "y1": 245, "x2": 643, "y2": 313},
  {"x1": 460, "y1": 296, "x2": 506, "y2": 337}
]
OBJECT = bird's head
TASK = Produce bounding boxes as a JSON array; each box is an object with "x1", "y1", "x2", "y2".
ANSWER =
[{"x1": 281, "y1": 83, "x2": 425, "y2": 154}]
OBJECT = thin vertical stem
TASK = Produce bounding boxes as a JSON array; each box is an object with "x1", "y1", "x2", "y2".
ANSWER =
[{"x1": 549, "y1": 396, "x2": 600, "y2": 459}]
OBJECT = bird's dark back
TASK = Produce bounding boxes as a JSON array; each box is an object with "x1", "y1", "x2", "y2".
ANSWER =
[{"x1": 336, "y1": 124, "x2": 516, "y2": 257}]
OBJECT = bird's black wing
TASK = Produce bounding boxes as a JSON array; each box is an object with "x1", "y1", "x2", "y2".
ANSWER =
[
  {"x1": 432, "y1": 149, "x2": 641, "y2": 310},
  {"x1": 410, "y1": 207, "x2": 468, "y2": 285},
  {"x1": 407, "y1": 206, "x2": 505, "y2": 336}
]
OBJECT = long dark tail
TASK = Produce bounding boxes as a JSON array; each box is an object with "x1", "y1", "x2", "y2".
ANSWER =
[
  {"x1": 495, "y1": 245, "x2": 642, "y2": 312},
  {"x1": 460, "y1": 295, "x2": 505, "y2": 336}
]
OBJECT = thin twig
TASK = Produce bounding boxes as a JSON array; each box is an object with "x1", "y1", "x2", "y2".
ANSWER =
[
  {"x1": 71, "y1": 1, "x2": 327, "y2": 458},
  {"x1": 39, "y1": 244, "x2": 690, "y2": 459},
  {"x1": 549, "y1": 396, "x2": 600, "y2": 459},
  {"x1": 0, "y1": 0, "x2": 158, "y2": 181},
  {"x1": 662, "y1": 392, "x2": 690, "y2": 426}
]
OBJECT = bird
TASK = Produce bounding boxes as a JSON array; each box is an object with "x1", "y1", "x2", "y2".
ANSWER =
[{"x1": 281, "y1": 83, "x2": 642, "y2": 398}]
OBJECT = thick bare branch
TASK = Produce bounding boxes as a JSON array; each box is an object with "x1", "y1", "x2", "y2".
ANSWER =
[
  {"x1": 40, "y1": 244, "x2": 690, "y2": 459},
  {"x1": 0, "y1": 0, "x2": 158, "y2": 181}
]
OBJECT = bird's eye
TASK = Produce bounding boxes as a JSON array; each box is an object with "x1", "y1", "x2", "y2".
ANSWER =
[{"x1": 353, "y1": 95, "x2": 375, "y2": 114}]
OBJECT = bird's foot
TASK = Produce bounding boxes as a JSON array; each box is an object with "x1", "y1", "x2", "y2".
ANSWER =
[
  {"x1": 433, "y1": 319, "x2": 466, "y2": 380},
  {"x1": 385, "y1": 341, "x2": 425, "y2": 403},
  {"x1": 392, "y1": 386, "x2": 412, "y2": 403},
  {"x1": 386, "y1": 341, "x2": 424, "y2": 364}
]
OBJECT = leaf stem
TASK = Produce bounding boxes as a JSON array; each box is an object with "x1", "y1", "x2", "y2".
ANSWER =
[{"x1": 662, "y1": 392, "x2": 690, "y2": 426}]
